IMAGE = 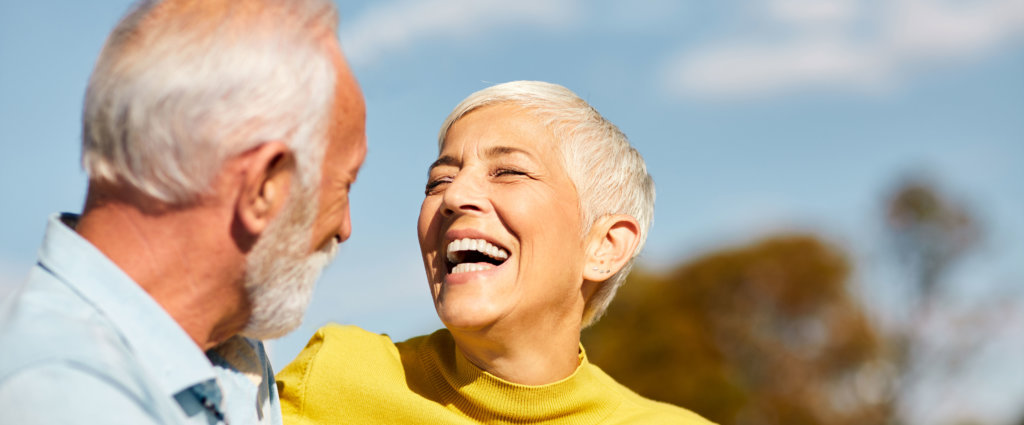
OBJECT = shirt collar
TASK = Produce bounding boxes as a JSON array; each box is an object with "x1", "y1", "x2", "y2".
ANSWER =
[{"x1": 37, "y1": 213, "x2": 218, "y2": 396}]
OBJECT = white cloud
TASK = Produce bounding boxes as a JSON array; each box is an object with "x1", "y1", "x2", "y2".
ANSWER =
[
  {"x1": 665, "y1": 37, "x2": 891, "y2": 99},
  {"x1": 339, "y1": 0, "x2": 581, "y2": 66},
  {"x1": 887, "y1": 0, "x2": 1024, "y2": 57},
  {"x1": 663, "y1": 0, "x2": 1024, "y2": 100}
]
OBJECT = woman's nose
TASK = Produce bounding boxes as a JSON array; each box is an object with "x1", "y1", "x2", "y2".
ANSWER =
[{"x1": 441, "y1": 173, "x2": 486, "y2": 217}]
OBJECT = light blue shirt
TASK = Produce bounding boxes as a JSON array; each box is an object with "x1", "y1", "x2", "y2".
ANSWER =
[{"x1": 0, "y1": 214, "x2": 282, "y2": 425}]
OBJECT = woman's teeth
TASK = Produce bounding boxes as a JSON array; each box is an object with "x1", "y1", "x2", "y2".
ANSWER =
[
  {"x1": 446, "y1": 238, "x2": 509, "y2": 263},
  {"x1": 445, "y1": 238, "x2": 510, "y2": 274},
  {"x1": 451, "y1": 263, "x2": 491, "y2": 274}
]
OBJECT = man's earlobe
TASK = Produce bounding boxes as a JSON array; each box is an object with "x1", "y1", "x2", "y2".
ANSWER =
[
  {"x1": 582, "y1": 215, "x2": 641, "y2": 282},
  {"x1": 237, "y1": 141, "x2": 294, "y2": 235}
]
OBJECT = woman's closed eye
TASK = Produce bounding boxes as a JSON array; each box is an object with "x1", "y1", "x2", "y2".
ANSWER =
[
  {"x1": 425, "y1": 176, "x2": 452, "y2": 195},
  {"x1": 492, "y1": 168, "x2": 529, "y2": 179}
]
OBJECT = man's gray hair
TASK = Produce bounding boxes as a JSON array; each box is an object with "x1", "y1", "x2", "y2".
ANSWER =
[
  {"x1": 437, "y1": 81, "x2": 656, "y2": 327},
  {"x1": 82, "y1": 0, "x2": 340, "y2": 203}
]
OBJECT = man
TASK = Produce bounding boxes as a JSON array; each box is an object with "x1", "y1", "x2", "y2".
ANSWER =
[{"x1": 0, "y1": 0, "x2": 366, "y2": 423}]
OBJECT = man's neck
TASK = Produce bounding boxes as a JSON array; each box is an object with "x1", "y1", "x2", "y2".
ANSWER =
[{"x1": 75, "y1": 189, "x2": 249, "y2": 351}]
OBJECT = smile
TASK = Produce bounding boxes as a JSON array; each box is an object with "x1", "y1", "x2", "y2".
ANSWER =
[{"x1": 446, "y1": 238, "x2": 509, "y2": 274}]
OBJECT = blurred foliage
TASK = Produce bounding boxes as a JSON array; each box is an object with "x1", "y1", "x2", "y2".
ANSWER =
[
  {"x1": 583, "y1": 178, "x2": 1013, "y2": 425},
  {"x1": 883, "y1": 178, "x2": 987, "y2": 424},
  {"x1": 886, "y1": 177, "x2": 981, "y2": 302},
  {"x1": 583, "y1": 235, "x2": 889, "y2": 425}
]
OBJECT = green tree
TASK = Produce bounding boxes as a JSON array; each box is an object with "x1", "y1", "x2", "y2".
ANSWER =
[{"x1": 584, "y1": 235, "x2": 888, "y2": 425}]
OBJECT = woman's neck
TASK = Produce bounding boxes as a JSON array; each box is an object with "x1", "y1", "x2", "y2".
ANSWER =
[{"x1": 448, "y1": 318, "x2": 584, "y2": 386}]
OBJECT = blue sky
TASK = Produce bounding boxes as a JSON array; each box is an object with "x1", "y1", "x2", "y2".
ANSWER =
[{"x1": 2, "y1": 1, "x2": 1022, "y2": 423}]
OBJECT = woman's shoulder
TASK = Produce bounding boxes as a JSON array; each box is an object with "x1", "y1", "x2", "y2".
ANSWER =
[
  {"x1": 313, "y1": 323, "x2": 397, "y2": 349},
  {"x1": 275, "y1": 325, "x2": 402, "y2": 416},
  {"x1": 585, "y1": 363, "x2": 718, "y2": 425},
  {"x1": 276, "y1": 324, "x2": 447, "y2": 388},
  {"x1": 305, "y1": 325, "x2": 393, "y2": 366},
  {"x1": 277, "y1": 326, "x2": 466, "y2": 423}
]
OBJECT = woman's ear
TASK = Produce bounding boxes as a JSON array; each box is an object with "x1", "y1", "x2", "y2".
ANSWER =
[
  {"x1": 236, "y1": 141, "x2": 294, "y2": 236},
  {"x1": 582, "y1": 214, "x2": 640, "y2": 282}
]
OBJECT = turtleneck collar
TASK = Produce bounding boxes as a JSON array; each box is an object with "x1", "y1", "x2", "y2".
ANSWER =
[{"x1": 416, "y1": 329, "x2": 621, "y2": 424}]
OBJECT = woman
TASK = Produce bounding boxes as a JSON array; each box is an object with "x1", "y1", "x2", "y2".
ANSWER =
[{"x1": 277, "y1": 81, "x2": 713, "y2": 424}]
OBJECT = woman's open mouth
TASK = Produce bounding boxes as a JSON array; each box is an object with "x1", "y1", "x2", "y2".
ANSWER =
[{"x1": 445, "y1": 238, "x2": 509, "y2": 274}]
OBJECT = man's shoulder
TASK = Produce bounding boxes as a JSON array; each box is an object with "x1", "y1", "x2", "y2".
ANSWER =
[
  {"x1": 0, "y1": 281, "x2": 160, "y2": 419},
  {"x1": 0, "y1": 269, "x2": 139, "y2": 385},
  {"x1": 0, "y1": 361, "x2": 163, "y2": 425}
]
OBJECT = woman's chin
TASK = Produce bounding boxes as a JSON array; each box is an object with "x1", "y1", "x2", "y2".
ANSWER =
[
  {"x1": 436, "y1": 302, "x2": 505, "y2": 333},
  {"x1": 432, "y1": 268, "x2": 514, "y2": 332}
]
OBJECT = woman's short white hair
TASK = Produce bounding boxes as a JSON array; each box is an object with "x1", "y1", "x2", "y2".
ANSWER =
[
  {"x1": 438, "y1": 81, "x2": 656, "y2": 327},
  {"x1": 82, "y1": 0, "x2": 340, "y2": 204}
]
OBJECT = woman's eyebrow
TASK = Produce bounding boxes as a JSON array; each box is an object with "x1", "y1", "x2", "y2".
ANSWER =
[
  {"x1": 428, "y1": 155, "x2": 459, "y2": 170},
  {"x1": 429, "y1": 146, "x2": 536, "y2": 170}
]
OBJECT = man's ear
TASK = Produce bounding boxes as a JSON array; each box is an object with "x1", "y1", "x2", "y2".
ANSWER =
[
  {"x1": 236, "y1": 141, "x2": 294, "y2": 235},
  {"x1": 582, "y1": 214, "x2": 641, "y2": 282}
]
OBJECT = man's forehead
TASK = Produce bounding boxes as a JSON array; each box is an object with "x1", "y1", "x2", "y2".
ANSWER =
[{"x1": 327, "y1": 38, "x2": 366, "y2": 147}]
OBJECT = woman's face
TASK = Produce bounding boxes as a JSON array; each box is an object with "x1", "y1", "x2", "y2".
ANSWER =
[{"x1": 418, "y1": 104, "x2": 588, "y2": 333}]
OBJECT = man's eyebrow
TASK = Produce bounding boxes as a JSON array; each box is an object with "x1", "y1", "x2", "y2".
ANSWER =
[{"x1": 428, "y1": 155, "x2": 459, "y2": 170}]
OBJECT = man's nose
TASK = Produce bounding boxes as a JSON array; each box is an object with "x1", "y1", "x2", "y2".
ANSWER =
[{"x1": 337, "y1": 206, "x2": 352, "y2": 243}]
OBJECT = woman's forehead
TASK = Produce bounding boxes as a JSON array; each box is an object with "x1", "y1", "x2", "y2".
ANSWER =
[{"x1": 441, "y1": 105, "x2": 560, "y2": 155}]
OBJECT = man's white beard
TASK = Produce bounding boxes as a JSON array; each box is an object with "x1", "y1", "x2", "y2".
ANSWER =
[{"x1": 239, "y1": 184, "x2": 338, "y2": 340}]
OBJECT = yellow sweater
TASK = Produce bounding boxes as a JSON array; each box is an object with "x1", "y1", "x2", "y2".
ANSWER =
[{"x1": 277, "y1": 325, "x2": 714, "y2": 425}]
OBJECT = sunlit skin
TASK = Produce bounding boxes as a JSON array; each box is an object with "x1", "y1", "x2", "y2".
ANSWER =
[
  {"x1": 309, "y1": 39, "x2": 367, "y2": 254},
  {"x1": 417, "y1": 104, "x2": 592, "y2": 384}
]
